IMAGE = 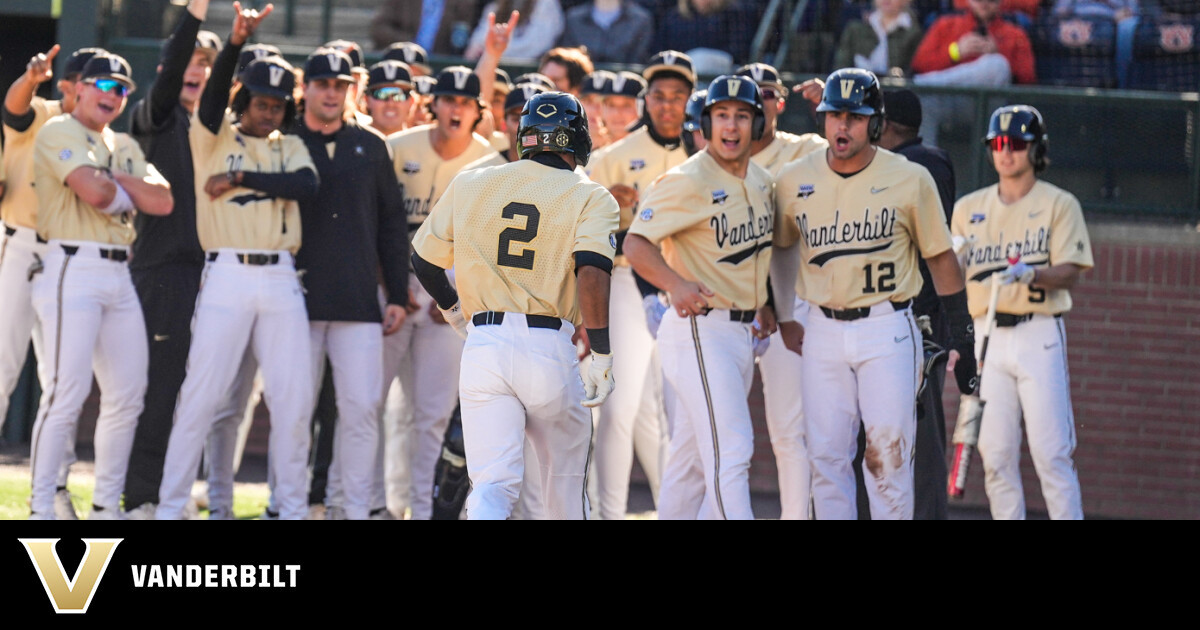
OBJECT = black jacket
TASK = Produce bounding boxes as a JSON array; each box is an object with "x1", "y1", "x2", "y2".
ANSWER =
[
  {"x1": 894, "y1": 137, "x2": 956, "y2": 344},
  {"x1": 294, "y1": 119, "x2": 408, "y2": 322}
]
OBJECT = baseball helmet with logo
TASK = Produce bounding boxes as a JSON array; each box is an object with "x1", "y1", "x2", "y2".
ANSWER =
[
  {"x1": 517, "y1": 92, "x2": 592, "y2": 166},
  {"x1": 702, "y1": 75, "x2": 765, "y2": 141},
  {"x1": 681, "y1": 89, "x2": 707, "y2": 155},
  {"x1": 816, "y1": 68, "x2": 885, "y2": 141},
  {"x1": 984, "y1": 104, "x2": 1048, "y2": 172},
  {"x1": 233, "y1": 56, "x2": 297, "y2": 126}
]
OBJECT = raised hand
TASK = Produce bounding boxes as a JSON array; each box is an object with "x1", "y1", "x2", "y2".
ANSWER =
[
  {"x1": 484, "y1": 10, "x2": 521, "y2": 59},
  {"x1": 27, "y1": 45, "x2": 60, "y2": 84},
  {"x1": 231, "y1": 1, "x2": 274, "y2": 46}
]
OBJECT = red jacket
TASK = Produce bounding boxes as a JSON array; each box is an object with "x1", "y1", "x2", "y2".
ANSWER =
[{"x1": 911, "y1": 14, "x2": 1037, "y2": 84}]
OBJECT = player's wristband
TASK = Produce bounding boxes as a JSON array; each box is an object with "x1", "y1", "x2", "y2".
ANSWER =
[
  {"x1": 101, "y1": 183, "x2": 136, "y2": 215},
  {"x1": 940, "y1": 289, "x2": 973, "y2": 344},
  {"x1": 949, "y1": 42, "x2": 962, "y2": 63},
  {"x1": 587, "y1": 327, "x2": 611, "y2": 355}
]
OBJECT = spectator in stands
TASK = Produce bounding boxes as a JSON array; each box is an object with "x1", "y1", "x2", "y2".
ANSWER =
[
  {"x1": 655, "y1": 0, "x2": 761, "y2": 70},
  {"x1": 1159, "y1": 0, "x2": 1200, "y2": 15},
  {"x1": 951, "y1": 0, "x2": 1040, "y2": 19},
  {"x1": 833, "y1": 0, "x2": 925, "y2": 76},
  {"x1": 559, "y1": 0, "x2": 656, "y2": 63},
  {"x1": 538, "y1": 46, "x2": 594, "y2": 94},
  {"x1": 369, "y1": 0, "x2": 481, "y2": 55},
  {"x1": 1053, "y1": 0, "x2": 1137, "y2": 21},
  {"x1": 465, "y1": 0, "x2": 566, "y2": 62}
]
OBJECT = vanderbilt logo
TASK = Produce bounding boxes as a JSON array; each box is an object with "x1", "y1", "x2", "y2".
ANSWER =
[
  {"x1": 109, "y1": 57, "x2": 122, "y2": 73},
  {"x1": 726, "y1": 78, "x2": 742, "y2": 95},
  {"x1": 268, "y1": 66, "x2": 286, "y2": 87},
  {"x1": 452, "y1": 69, "x2": 471, "y2": 91},
  {"x1": 840, "y1": 80, "x2": 855, "y2": 99},
  {"x1": 20, "y1": 538, "x2": 122, "y2": 614},
  {"x1": 999, "y1": 112, "x2": 1013, "y2": 131},
  {"x1": 382, "y1": 63, "x2": 399, "y2": 80},
  {"x1": 326, "y1": 53, "x2": 343, "y2": 73}
]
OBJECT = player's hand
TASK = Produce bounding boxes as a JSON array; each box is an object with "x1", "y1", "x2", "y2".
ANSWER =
[
  {"x1": 792, "y1": 77, "x2": 823, "y2": 106},
  {"x1": 477, "y1": 108, "x2": 497, "y2": 139},
  {"x1": 957, "y1": 32, "x2": 990, "y2": 59},
  {"x1": 608, "y1": 184, "x2": 638, "y2": 213},
  {"x1": 404, "y1": 287, "x2": 420, "y2": 315},
  {"x1": 26, "y1": 45, "x2": 60, "y2": 84},
  {"x1": 574, "y1": 327, "x2": 591, "y2": 359},
  {"x1": 668, "y1": 280, "x2": 714, "y2": 318},
  {"x1": 429, "y1": 299, "x2": 447, "y2": 324},
  {"x1": 203, "y1": 172, "x2": 238, "y2": 199},
  {"x1": 754, "y1": 305, "x2": 777, "y2": 338},
  {"x1": 780, "y1": 320, "x2": 804, "y2": 356},
  {"x1": 581, "y1": 351, "x2": 615, "y2": 408},
  {"x1": 642, "y1": 294, "x2": 667, "y2": 339},
  {"x1": 751, "y1": 321, "x2": 772, "y2": 357},
  {"x1": 483, "y1": 10, "x2": 521, "y2": 58},
  {"x1": 383, "y1": 304, "x2": 406, "y2": 335},
  {"x1": 995, "y1": 261, "x2": 1036, "y2": 285},
  {"x1": 438, "y1": 302, "x2": 468, "y2": 339},
  {"x1": 231, "y1": 1, "x2": 274, "y2": 46}
]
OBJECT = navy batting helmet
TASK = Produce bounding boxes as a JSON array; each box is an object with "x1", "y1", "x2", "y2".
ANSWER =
[
  {"x1": 701, "y1": 75, "x2": 765, "y2": 141},
  {"x1": 682, "y1": 89, "x2": 707, "y2": 134},
  {"x1": 517, "y1": 92, "x2": 592, "y2": 167},
  {"x1": 817, "y1": 68, "x2": 885, "y2": 142},
  {"x1": 984, "y1": 104, "x2": 1049, "y2": 173}
]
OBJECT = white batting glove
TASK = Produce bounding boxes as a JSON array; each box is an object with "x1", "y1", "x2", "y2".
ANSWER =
[
  {"x1": 642, "y1": 294, "x2": 668, "y2": 339},
  {"x1": 581, "y1": 352, "x2": 614, "y2": 408},
  {"x1": 439, "y1": 302, "x2": 469, "y2": 339},
  {"x1": 996, "y1": 261, "x2": 1036, "y2": 285}
]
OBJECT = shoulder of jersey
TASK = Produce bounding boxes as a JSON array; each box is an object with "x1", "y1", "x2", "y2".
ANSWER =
[
  {"x1": 954, "y1": 183, "x2": 997, "y2": 212},
  {"x1": 599, "y1": 126, "x2": 646, "y2": 155},
  {"x1": 389, "y1": 124, "x2": 433, "y2": 144},
  {"x1": 469, "y1": 131, "x2": 493, "y2": 147},
  {"x1": 776, "y1": 146, "x2": 824, "y2": 178},
  {"x1": 747, "y1": 159, "x2": 773, "y2": 182},
  {"x1": 463, "y1": 151, "x2": 507, "y2": 172}
]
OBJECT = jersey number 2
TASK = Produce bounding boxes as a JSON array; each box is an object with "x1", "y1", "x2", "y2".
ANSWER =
[
  {"x1": 862, "y1": 262, "x2": 896, "y2": 294},
  {"x1": 498, "y1": 202, "x2": 540, "y2": 270}
]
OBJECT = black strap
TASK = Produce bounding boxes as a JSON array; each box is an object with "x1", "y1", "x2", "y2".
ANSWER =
[
  {"x1": 471, "y1": 311, "x2": 563, "y2": 330},
  {"x1": 60, "y1": 244, "x2": 127, "y2": 262},
  {"x1": 820, "y1": 299, "x2": 912, "y2": 321},
  {"x1": 995, "y1": 312, "x2": 1062, "y2": 327}
]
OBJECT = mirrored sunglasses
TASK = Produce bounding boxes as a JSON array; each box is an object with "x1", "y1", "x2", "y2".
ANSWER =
[
  {"x1": 369, "y1": 87, "x2": 410, "y2": 102},
  {"x1": 989, "y1": 136, "x2": 1029, "y2": 152},
  {"x1": 90, "y1": 79, "x2": 130, "y2": 97}
]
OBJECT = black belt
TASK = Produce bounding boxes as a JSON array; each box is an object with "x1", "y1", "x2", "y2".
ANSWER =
[
  {"x1": 819, "y1": 299, "x2": 911, "y2": 322},
  {"x1": 995, "y1": 312, "x2": 1061, "y2": 327},
  {"x1": 5, "y1": 225, "x2": 48, "y2": 243},
  {"x1": 471, "y1": 311, "x2": 562, "y2": 330},
  {"x1": 701, "y1": 308, "x2": 755, "y2": 323},
  {"x1": 207, "y1": 252, "x2": 282, "y2": 266},
  {"x1": 61, "y1": 244, "x2": 128, "y2": 262}
]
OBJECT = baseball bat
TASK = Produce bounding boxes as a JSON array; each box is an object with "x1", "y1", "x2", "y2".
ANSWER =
[{"x1": 947, "y1": 261, "x2": 1006, "y2": 498}]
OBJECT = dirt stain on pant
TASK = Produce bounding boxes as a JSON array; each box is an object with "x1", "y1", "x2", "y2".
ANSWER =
[{"x1": 864, "y1": 426, "x2": 905, "y2": 479}]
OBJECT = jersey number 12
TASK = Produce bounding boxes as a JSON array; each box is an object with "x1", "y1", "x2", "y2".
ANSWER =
[
  {"x1": 498, "y1": 202, "x2": 540, "y2": 270},
  {"x1": 862, "y1": 262, "x2": 896, "y2": 294}
]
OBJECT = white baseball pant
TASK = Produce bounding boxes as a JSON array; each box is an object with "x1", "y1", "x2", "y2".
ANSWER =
[
  {"x1": 29, "y1": 241, "x2": 147, "y2": 517},
  {"x1": 309, "y1": 321, "x2": 384, "y2": 520},
  {"x1": 201, "y1": 350, "x2": 261, "y2": 519},
  {"x1": 594, "y1": 266, "x2": 667, "y2": 519},
  {"x1": 378, "y1": 287, "x2": 414, "y2": 517},
  {"x1": 975, "y1": 314, "x2": 1084, "y2": 520},
  {"x1": 804, "y1": 303, "x2": 921, "y2": 520},
  {"x1": 657, "y1": 310, "x2": 757, "y2": 520},
  {"x1": 0, "y1": 225, "x2": 75, "y2": 488},
  {"x1": 460, "y1": 314, "x2": 592, "y2": 520},
  {"x1": 157, "y1": 250, "x2": 313, "y2": 520},
  {"x1": 756, "y1": 298, "x2": 812, "y2": 520}
]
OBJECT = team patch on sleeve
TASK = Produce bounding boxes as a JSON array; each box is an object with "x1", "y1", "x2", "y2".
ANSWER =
[
  {"x1": 59, "y1": 149, "x2": 72, "y2": 161},
  {"x1": 797, "y1": 184, "x2": 814, "y2": 199},
  {"x1": 609, "y1": 233, "x2": 618, "y2": 249},
  {"x1": 629, "y1": 159, "x2": 645, "y2": 171},
  {"x1": 639, "y1": 207, "x2": 654, "y2": 221},
  {"x1": 970, "y1": 213, "x2": 986, "y2": 224},
  {"x1": 403, "y1": 161, "x2": 420, "y2": 174}
]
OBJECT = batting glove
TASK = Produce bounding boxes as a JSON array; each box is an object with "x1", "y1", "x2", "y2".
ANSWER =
[
  {"x1": 751, "y1": 320, "x2": 771, "y2": 357},
  {"x1": 581, "y1": 352, "x2": 615, "y2": 408},
  {"x1": 642, "y1": 294, "x2": 668, "y2": 339},
  {"x1": 439, "y1": 302, "x2": 468, "y2": 340},
  {"x1": 997, "y1": 261, "x2": 1036, "y2": 285}
]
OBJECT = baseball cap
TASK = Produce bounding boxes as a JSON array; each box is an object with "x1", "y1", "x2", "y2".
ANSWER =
[
  {"x1": 64, "y1": 47, "x2": 107, "y2": 78},
  {"x1": 607, "y1": 71, "x2": 646, "y2": 99},
  {"x1": 511, "y1": 72, "x2": 556, "y2": 92},
  {"x1": 383, "y1": 42, "x2": 431, "y2": 75},
  {"x1": 237, "y1": 43, "x2": 282, "y2": 78},
  {"x1": 323, "y1": 39, "x2": 365, "y2": 70},
  {"x1": 736, "y1": 62, "x2": 785, "y2": 94},
  {"x1": 80, "y1": 53, "x2": 137, "y2": 92},
  {"x1": 412, "y1": 75, "x2": 438, "y2": 96},
  {"x1": 883, "y1": 89, "x2": 922, "y2": 129},
  {"x1": 494, "y1": 68, "x2": 513, "y2": 95},
  {"x1": 367, "y1": 60, "x2": 413, "y2": 89},
  {"x1": 304, "y1": 48, "x2": 355, "y2": 83},
  {"x1": 643, "y1": 50, "x2": 696, "y2": 87},
  {"x1": 581, "y1": 70, "x2": 615, "y2": 96},
  {"x1": 431, "y1": 66, "x2": 481, "y2": 100},
  {"x1": 240, "y1": 56, "x2": 296, "y2": 101},
  {"x1": 504, "y1": 82, "x2": 547, "y2": 114}
]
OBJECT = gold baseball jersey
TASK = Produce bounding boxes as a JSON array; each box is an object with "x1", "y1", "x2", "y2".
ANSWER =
[
  {"x1": 2, "y1": 98, "x2": 63, "y2": 229},
  {"x1": 952, "y1": 180, "x2": 1093, "y2": 319},
  {"x1": 189, "y1": 116, "x2": 314, "y2": 253},
  {"x1": 628, "y1": 150, "x2": 778, "y2": 311},
  {"x1": 463, "y1": 150, "x2": 508, "y2": 172},
  {"x1": 751, "y1": 130, "x2": 827, "y2": 178},
  {"x1": 388, "y1": 124, "x2": 494, "y2": 228},
  {"x1": 586, "y1": 126, "x2": 688, "y2": 231},
  {"x1": 412, "y1": 159, "x2": 618, "y2": 325},
  {"x1": 489, "y1": 130, "x2": 510, "y2": 153},
  {"x1": 34, "y1": 114, "x2": 156, "y2": 246},
  {"x1": 775, "y1": 148, "x2": 952, "y2": 309}
]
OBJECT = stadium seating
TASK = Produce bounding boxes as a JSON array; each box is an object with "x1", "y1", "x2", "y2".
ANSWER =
[
  {"x1": 1125, "y1": 14, "x2": 1200, "y2": 91},
  {"x1": 1033, "y1": 14, "x2": 1119, "y2": 88}
]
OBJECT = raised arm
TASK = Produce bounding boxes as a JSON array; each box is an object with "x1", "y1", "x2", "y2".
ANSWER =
[
  {"x1": 198, "y1": 2, "x2": 273, "y2": 133},
  {"x1": 4, "y1": 45, "x2": 58, "y2": 125},
  {"x1": 473, "y1": 11, "x2": 521, "y2": 102},
  {"x1": 147, "y1": 0, "x2": 210, "y2": 128}
]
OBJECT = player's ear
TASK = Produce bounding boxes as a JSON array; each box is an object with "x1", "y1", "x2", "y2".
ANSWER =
[{"x1": 776, "y1": 98, "x2": 786, "y2": 115}]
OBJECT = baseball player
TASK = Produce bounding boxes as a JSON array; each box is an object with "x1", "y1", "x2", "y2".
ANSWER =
[
  {"x1": 383, "y1": 41, "x2": 432, "y2": 77},
  {"x1": 585, "y1": 50, "x2": 694, "y2": 520},
  {"x1": 292, "y1": 48, "x2": 410, "y2": 521},
  {"x1": 951, "y1": 105, "x2": 1091, "y2": 520},
  {"x1": 410, "y1": 91, "x2": 618, "y2": 520},
  {"x1": 625, "y1": 76, "x2": 779, "y2": 520},
  {"x1": 772, "y1": 68, "x2": 977, "y2": 520},
  {"x1": 599, "y1": 71, "x2": 646, "y2": 146},
  {"x1": 29, "y1": 53, "x2": 174, "y2": 519},
  {"x1": 579, "y1": 70, "x2": 615, "y2": 149},
  {"x1": 363, "y1": 60, "x2": 414, "y2": 137},
  {"x1": 679, "y1": 89, "x2": 707, "y2": 156},
  {"x1": 155, "y1": 54, "x2": 319, "y2": 520},
  {"x1": 387, "y1": 65, "x2": 494, "y2": 520},
  {"x1": 321, "y1": 39, "x2": 373, "y2": 128},
  {"x1": 470, "y1": 12, "x2": 524, "y2": 155},
  {"x1": 2, "y1": 45, "x2": 107, "y2": 520},
  {"x1": 409, "y1": 76, "x2": 437, "y2": 127}
]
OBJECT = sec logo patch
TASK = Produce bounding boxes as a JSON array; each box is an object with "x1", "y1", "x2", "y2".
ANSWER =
[
  {"x1": 59, "y1": 149, "x2": 73, "y2": 161},
  {"x1": 609, "y1": 233, "x2": 617, "y2": 249},
  {"x1": 640, "y1": 207, "x2": 653, "y2": 221}
]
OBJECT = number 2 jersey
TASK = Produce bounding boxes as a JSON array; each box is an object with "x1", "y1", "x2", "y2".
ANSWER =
[
  {"x1": 411, "y1": 158, "x2": 618, "y2": 326},
  {"x1": 951, "y1": 180, "x2": 1093, "y2": 319},
  {"x1": 775, "y1": 147, "x2": 953, "y2": 310}
]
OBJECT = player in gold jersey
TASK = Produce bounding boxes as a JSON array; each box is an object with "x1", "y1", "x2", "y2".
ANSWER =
[
  {"x1": 412, "y1": 92, "x2": 618, "y2": 519},
  {"x1": 29, "y1": 53, "x2": 174, "y2": 519},
  {"x1": 773, "y1": 69, "x2": 976, "y2": 520},
  {"x1": 626, "y1": 76, "x2": 780, "y2": 520},
  {"x1": 951, "y1": 105, "x2": 1091, "y2": 520},
  {"x1": 156, "y1": 54, "x2": 319, "y2": 520},
  {"x1": 2, "y1": 45, "x2": 105, "y2": 520}
]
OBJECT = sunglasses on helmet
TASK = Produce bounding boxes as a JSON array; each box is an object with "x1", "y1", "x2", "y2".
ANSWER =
[
  {"x1": 369, "y1": 86, "x2": 410, "y2": 102},
  {"x1": 89, "y1": 79, "x2": 130, "y2": 97},
  {"x1": 989, "y1": 136, "x2": 1029, "y2": 152}
]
